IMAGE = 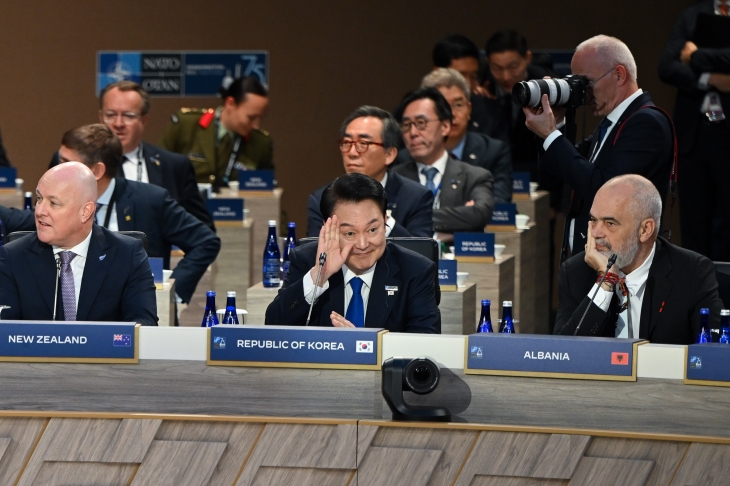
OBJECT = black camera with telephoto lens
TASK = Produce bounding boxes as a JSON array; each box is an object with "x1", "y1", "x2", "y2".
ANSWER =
[{"x1": 512, "y1": 74, "x2": 588, "y2": 108}]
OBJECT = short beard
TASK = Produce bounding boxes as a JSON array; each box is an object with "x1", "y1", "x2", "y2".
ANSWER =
[{"x1": 595, "y1": 236, "x2": 641, "y2": 271}]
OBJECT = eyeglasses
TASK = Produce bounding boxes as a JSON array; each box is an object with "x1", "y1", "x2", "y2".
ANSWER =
[
  {"x1": 338, "y1": 139, "x2": 385, "y2": 153},
  {"x1": 400, "y1": 118, "x2": 437, "y2": 132},
  {"x1": 587, "y1": 68, "x2": 615, "y2": 89},
  {"x1": 101, "y1": 111, "x2": 142, "y2": 125}
]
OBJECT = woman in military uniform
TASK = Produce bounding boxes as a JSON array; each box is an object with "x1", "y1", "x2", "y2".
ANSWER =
[{"x1": 160, "y1": 76, "x2": 273, "y2": 190}]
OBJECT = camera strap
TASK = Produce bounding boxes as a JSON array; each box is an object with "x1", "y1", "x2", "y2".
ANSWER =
[{"x1": 612, "y1": 104, "x2": 678, "y2": 240}]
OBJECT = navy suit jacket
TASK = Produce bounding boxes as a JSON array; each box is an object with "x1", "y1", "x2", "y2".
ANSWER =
[
  {"x1": 0, "y1": 178, "x2": 221, "y2": 302},
  {"x1": 306, "y1": 171, "x2": 434, "y2": 237},
  {"x1": 554, "y1": 237, "x2": 723, "y2": 344},
  {"x1": 461, "y1": 131, "x2": 513, "y2": 204},
  {"x1": 541, "y1": 92, "x2": 673, "y2": 252},
  {"x1": 265, "y1": 242, "x2": 440, "y2": 333},
  {"x1": 658, "y1": 0, "x2": 730, "y2": 153},
  {"x1": 0, "y1": 225, "x2": 157, "y2": 325},
  {"x1": 50, "y1": 142, "x2": 215, "y2": 231},
  {"x1": 394, "y1": 154, "x2": 494, "y2": 233}
]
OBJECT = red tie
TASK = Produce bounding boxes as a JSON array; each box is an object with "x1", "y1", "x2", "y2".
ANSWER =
[{"x1": 721, "y1": 3, "x2": 729, "y2": 16}]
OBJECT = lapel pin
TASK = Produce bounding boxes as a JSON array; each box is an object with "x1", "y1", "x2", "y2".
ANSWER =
[
  {"x1": 385, "y1": 285, "x2": 398, "y2": 296},
  {"x1": 451, "y1": 179, "x2": 458, "y2": 190},
  {"x1": 125, "y1": 215, "x2": 131, "y2": 221},
  {"x1": 154, "y1": 158, "x2": 161, "y2": 166},
  {"x1": 99, "y1": 254, "x2": 106, "y2": 261},
  {"x1": 469, "y1": 153, "x2": 476, "y2": 160}
]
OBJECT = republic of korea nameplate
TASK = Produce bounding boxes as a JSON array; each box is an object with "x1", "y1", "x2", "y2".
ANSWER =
[
  {"x1": 465, "y1": 333, "x2": 645, "y2": 381},
  {"x1": 207, "y1": 325, "x2": 386, "y2": 370},
  {"x1": 0, "y1": 321, "x2": 139, "y2": 363}
]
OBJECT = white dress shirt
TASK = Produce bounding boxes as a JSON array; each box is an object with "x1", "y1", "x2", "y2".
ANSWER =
[
  {"x1": 416, "y1": 150, "x2": 449, "y2": 209},
  {"x1": 53, "y1": 229, "x2": 93, "y2": 313},
  {"x1": 588, "y1": 242, "x2": 656, "y2": 339},
  {"x1": 95, "y1": 178, "x2": 118, "y2": 231},
  {"x1": 379, "y1": 172, "x2": 396, "y2": 237},
  {"x1": 121, "y1": 145, "x2": 149, "y2": 183},
  {"x1": 302, "y1": 263, "x2": 377, "y2": 322}
]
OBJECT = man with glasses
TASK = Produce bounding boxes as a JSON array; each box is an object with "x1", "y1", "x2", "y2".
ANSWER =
[
  {"x1": 394, "y1": 88, "x2": 494, "y2": 242},
  {"x1": 49, "y1": 81, "x2": 214, "y2": 231},
  {"x1": 524, "y1": 35, "x2": 674, "y2": 256},
  {"x1": 420, "y1": 68, "x2": 512, "y2": 204},
  {"x1": 307, "y1": 106, "x2": 433, "y2": 237}
]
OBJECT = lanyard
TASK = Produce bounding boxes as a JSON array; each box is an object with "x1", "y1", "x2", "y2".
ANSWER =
[
  {"x1": 102, "y1": 185, "x2": 118, "y2": 229},
  {"x1": 136, "y1": 145, "x2": 144, "y2": 182},
  {"x1": 214, "y1": 110, "x2": 243, "y2": 183}
]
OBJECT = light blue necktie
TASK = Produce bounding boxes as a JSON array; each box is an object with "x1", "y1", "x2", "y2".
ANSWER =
[
  {"x1": 345, "y1": 277, "x2": 365, "y2": 327},
  {"x1": 422, "y1": 167, "x2": 439, "y2": 197}
]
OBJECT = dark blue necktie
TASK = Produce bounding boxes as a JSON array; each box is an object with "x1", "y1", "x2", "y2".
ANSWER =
[
  {"x1": 345, "y1": 277, "x2": 365, "y2": 327},
  {"x1": 590, "y1": 118, "x2": 613, "y2": 162},
  {"x1": 422, "y1": 167, "x2": 439, "y2": 196}
]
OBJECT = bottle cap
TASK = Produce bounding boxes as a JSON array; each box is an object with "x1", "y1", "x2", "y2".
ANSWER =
[
  {"x1": 722, "y1": 310, "x2": 730, "y2": 316},
  {"x1": 268, "y1": 220, "x2": 277, "y2": 226},
  {"x1": 481, "y1": 299, "x2": 491, "y2": 305},
  {"x1": 24, "y1": 191, "x2": 32, "y2": 197},
  {"x1": 288, "y1": 222, "x2": 296, "y2": 228},
  {"x1": 227, "y1": 291, "x2": 236, "y2": 297},
  {"x1": 206, "y1": 290, "x2": 216, "y2": 297},
  {"x1": 701, "y1": 308, "x2": 710, "y2": 315},
  {"x1": 503, "y1": 301, "x2": 513, "y2": 306}
]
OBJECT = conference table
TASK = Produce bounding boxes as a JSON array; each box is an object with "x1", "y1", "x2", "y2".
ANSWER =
[{"x1": 0, "y1": 329, "x2": 728, "y2": 485}]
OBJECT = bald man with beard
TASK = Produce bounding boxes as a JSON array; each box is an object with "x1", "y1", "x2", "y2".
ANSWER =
[{"x1": 0, "y1": 162, "x2": 157, "y2": 325}]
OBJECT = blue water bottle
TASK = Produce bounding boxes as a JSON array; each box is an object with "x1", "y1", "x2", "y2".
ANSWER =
[
  {"x1": 282, "y1": 222, "x2": 297, "y2": 280},
  {"x1": 499, "y1": 301, "x2": 515, "y2": 333},
  {"x1": 201, "y1": 290, "x2": 219, "y2": 327},
  {"x1": 24, "y1": 192, "x2": 32, "y2": 211},
  {"x1": 222, "y1": 291, "x2": 239, "y2": 324},
  {"x1": 263, "y1": 220, "x2": 281, "y2": 287},
  {"x1": 477, "y1": 300, "x2": 493, "y2": 333},
  {"x1": 720, "y1": 310, "x2": 730, "y2": 344},
  {"x1": 698, "y1": 307, "x2": 712, "y2": 343}
]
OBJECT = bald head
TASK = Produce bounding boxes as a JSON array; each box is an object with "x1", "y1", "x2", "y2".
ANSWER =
[
  {"x1": 598, "y1": 174, "x2": 662, "y2": 236},
  {"x1": 35, "y1": 162, "x2": 97, "y2": 249},
  {"x1": 576, "y1": 35, "x2": 637, "y2": 81}
]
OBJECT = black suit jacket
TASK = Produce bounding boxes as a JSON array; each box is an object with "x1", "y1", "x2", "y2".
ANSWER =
[
  {"x1": 0, "y1": 225, "x2": 157, "y2": 325},
  {"x1": 265, "y1": 242, "x2": 440, "y2": 333},
  {"x1": 554, "y1": 237, "x2": 723, "y2": 344},
  {"x1": 306, "y1": 171, "x2": 434, "y2": 238},
  {"x1": 394, "y1": 154, "x2": 494, "y2": 233},
  {"x1": 0, "y1": 179, "x2": 221, "y2": 302},
  {"x1": 658, "y1": 0, "x2": 730, "y2": 154},
  {"x1": 49, "y1": 142, "x2": 215, "y2": 231},
  {"x1": 461, "y1": 131, "x2": 513, "y2": 204},
  {"x1": 542, "y1": 92, "x2": 674, "y2": 252}
]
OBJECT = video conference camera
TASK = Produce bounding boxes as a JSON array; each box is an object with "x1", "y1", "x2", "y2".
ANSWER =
[
  {"x1": 382, "y1": 356, "x2": 451, "y2": 422},
  {"x1": 512, "y1": 74, "x2": 588, "y2": 108}
]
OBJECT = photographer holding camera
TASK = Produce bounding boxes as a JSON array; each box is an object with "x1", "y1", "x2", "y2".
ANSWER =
[{"x1": 522, "y1": 35, "x2": 674, "y2": 256}]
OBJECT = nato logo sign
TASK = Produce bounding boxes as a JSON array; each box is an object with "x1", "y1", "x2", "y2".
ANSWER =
[
  {"x1": 239, "y1": 170, "x2": 275, "y2": 191},
  {"x1": 206, "y1": 198, "x2": 244, "y2": 221},
  {"x1": 97, "y1": 51, "x2": 269, "y2": 97},
  {"x1": 207, "y1": 325, "x2": 386, "y2": 370}
]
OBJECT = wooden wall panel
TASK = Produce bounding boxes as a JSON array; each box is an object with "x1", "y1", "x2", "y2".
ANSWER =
[
  {"x1": 569, "y1": 457, "x2": 654, "y2": 486},
  {"x1": 470, "y1": 478, "x2": 567, "y2": 486},
  {"x1": 357, "y1": 447, "x2": 442, "y2": 486},
  {"x1": 251, "y1": 467, "x2": 354, "y2": 486},
  {"x1": 0, "y1": 418, "x2": 47, "y2": 485},
  {"x1": 131, "y1": 440, "x2": 227, "y2": 486},
  {"x1": 31, "y1": 462, "x2": 137, "y2": 486},
  {"x1": 670, "y1": 443, "x2": 730, "y2": 485}
]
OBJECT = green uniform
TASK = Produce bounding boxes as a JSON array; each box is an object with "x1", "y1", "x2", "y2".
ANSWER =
[{"x1": 160, "y1": 107, "x2": 273, "y2": 188}]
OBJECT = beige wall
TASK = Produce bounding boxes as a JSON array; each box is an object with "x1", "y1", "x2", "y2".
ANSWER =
[{"x1": 0, "y1": 0, "x2": 691, "y2": 230}]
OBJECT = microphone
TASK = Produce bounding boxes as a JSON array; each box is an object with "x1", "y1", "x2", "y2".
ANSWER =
[
  {"x1": 52, "y1": 257, "x2": 61, "y2": 321},
  {"x1": 305, "y1": 252, "x2": 327, "y2": 326},
  {"x1": 574, "y1": 253, "x2": 617, "y2": 336}
]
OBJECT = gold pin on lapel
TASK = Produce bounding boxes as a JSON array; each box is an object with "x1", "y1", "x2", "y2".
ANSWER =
[{"x1": 125, "y1": 215, "x2": 131, "y2": 221}]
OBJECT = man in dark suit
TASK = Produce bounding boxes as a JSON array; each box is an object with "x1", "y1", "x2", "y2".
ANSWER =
[
  {"x1": 554, "y1": 175, "x2": 722, "y2": 344},
  {"x1": 307, "y1": 106, "x2": 433, "y2": 237},
  {"x1": 658, "y1": 0, "x2": 730, "y2": 261},
  {"x1": 419, "y1": 68, "x2": 512, "y2": 203},
  {"x1": 266, "y1": 173, "x2": 440, "y2": 333},
  {"x1": 49, "y1": 81, "x2": 215, "y2": 231},
  {"x1": 0, "y1": 162, "x2": 157, "y2": 325},
  {"x1": 524, "y1": 35, "x2": 674, "y2": 256},
  {"x1": 393, "y1": 88, "x2": 494, "y2": 242}
]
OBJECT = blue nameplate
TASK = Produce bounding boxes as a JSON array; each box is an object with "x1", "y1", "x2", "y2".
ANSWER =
[
  {"x1": 206, "y1": 198, "x2": 244, "y2": 221},
  {"x1": 207, "y1": 325, "x2": 385, "y2": 370},
  {"x1": 465, "y1": 334, "x2": 644, "y2": 381},
  {"x1": 0, "y1": 167, "x2": 17, "y2": 188},
  {"x1": 149, "y1": 257, "x2": 163, "y2": 284},
  {"x1": 488, "y1": 203, "x2": 517, "y2": 227},
  {"x1": 438, "y1": 259, "x2": 457, "y2": 290},
  {"x1": 454, "y1": 232, "x2": 494, "y2": 262},
  {"x1": 512, "y1": 172, "x2": 531, "y2": 194},
  {"x1": 239, "y1": 170, "x2": 274, "y2": 191},
  {"x1": 685, "y1": 344, "x2": 730, "y2": 386},
  {"x1": 0, "y1": 321, "x2": 139, "y2": 363}
]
